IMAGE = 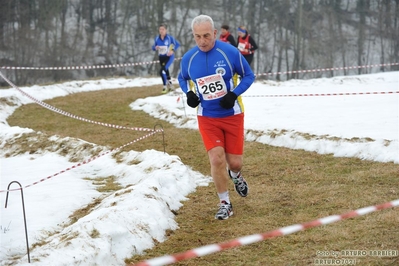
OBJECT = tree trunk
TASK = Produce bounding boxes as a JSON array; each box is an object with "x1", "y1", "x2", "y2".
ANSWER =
[
  {"x1": 292, "y1": 0, "x2": 302, "y2": 79},
  {"x1": 357, "y1": 0, "x2": 366, "y2": 74}
]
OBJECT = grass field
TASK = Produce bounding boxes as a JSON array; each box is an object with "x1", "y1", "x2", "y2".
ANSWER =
[{"x1": 6, "y1": 84, "x2": 399, "y2": 266}]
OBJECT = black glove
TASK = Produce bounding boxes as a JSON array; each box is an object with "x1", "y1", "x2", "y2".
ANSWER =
[
  {"x1": 220, "y1": 92, "x2": 237, "y2": 109},
  {"x1": 186, "y1": 91, "x2": 200, "y2": 108}
]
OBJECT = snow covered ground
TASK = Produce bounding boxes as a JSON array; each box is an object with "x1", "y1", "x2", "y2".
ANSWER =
[{"x1": 0, "y1": 71, "x2": 398, "y2": 265}]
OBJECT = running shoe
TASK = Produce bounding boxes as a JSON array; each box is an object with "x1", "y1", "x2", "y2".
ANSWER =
[
  {"x1": 229, "y1": 170, "x2": 248, "y2": 197},
  {"x1": 215, "y1": 200, "x2": 233, "y2": 220}
]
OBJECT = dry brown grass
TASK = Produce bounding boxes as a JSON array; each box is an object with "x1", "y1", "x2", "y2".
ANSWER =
[{"x1": 7, "y1": 84, "x2": 399, "y2": 266}]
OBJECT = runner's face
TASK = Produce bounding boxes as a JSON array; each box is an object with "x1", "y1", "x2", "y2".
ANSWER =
[
  {"x1": 159, "y1": 26, "x2": 167, "y2": 37},
  {"x1": 193, "y1": 22, "x2": 217, "y2": 52},
  {"x1": 220, "y1": 28, "x2": 228, "y2": 36}
]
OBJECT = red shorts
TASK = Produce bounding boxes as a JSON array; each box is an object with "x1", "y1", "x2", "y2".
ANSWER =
[{"x1": 197, "y1": 113, "x2": 244, "y2": 154}]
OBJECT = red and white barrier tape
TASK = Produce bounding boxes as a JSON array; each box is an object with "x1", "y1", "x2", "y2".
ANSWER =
[
  {"x1": 256, "y1": 62, "x2": 399, "y2": 77},
  {"x1": 0, "y1": 71, "x2": 162, "y2": 193},
  {"x1": 132, "y1": 198, "x2": 399, "y2": 266},
  {"x1": 243, "y1": 91, "x2": 399, "y2": 98},
  {"x1": 0, "y1": 130, "x2": 159, "y2": 193},
  {"x1": 0, "y1": 58, "x2": 182, "y2": 71},
  {"x1": 1, "y1": 59, "x2": 397, "y2": 78},
  {"x1": 0, "y1": 71, "x2": 154, "y2": 132}
]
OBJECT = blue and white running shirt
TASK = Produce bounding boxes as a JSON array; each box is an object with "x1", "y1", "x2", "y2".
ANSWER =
[
  {"x1": 152, "y1": 34, "x2": 180, "y2": 57},
  {"x1": 178, "y1": 40, "x2": 255, "y2": 118}
]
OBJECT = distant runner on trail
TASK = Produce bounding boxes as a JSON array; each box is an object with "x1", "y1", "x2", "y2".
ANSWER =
[{"x1": 152, "y1": 23, "x2": 180, "y2": 94}]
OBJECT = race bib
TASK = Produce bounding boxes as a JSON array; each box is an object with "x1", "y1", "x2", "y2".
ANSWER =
[
  {"x1": 238, "y1": 43, "x2": 245, "y2": 51},
  {"x1": 196, "y1": 74, "x2": 227, "y2": 100},
  {"x1": 158, "y1": 46, "x2": 168, "y2": 55}
]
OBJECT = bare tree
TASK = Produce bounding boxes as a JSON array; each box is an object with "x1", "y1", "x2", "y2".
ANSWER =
[
  {"x1": 1, "y1": 0, "x2": 397, "y2": 85},
  {"x1": 356, "y1": 0, "x2": 367, "y2": 74}
]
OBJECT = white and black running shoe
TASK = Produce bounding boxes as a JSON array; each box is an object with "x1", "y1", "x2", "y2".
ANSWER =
[
  {"x1": 229, "y1": 170, "x2": 248, "y2": 197},
  {"x1": 215, "y1": 201, "x2": 233, "y2": 220}
]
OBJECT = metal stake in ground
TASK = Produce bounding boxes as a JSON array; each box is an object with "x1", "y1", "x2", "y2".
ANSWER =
[
  {"x1": 5, "y1": 181, "x2": 30, "y2": 263},
  {"x1": 154, "y1": 124, "x2": 165, "y2": 153}
]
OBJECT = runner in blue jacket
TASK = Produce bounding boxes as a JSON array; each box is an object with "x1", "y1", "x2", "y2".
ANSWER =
[
  {"x1": 178, "y1": 15, "x2": 255, "y2": 220},
  {"x1": 178, "y1": 39, "x2": 254, "y2": 118},
  {"x1": 152, "y1": 23, "x2": 180, "y2": 93}
]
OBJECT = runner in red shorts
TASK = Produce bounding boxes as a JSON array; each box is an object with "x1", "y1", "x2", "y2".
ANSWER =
[{"x1": 178, "y1": 15, "x2": 255, "y2": 220}]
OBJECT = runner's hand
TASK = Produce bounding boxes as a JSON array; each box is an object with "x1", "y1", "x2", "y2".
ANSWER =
[
  {"x1": 187, "y1": 91, "x2": 200, "y2": 108},
  {"x1": 220, "y1": 92, "x2": 237, "y2": 109}
]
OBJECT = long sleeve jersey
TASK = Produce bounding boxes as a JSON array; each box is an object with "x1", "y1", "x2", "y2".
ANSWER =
[
  {"x1": 152, "y1": 34, "x2": 180, "y2": 57},
  {"x1": 178, "y1": 40, "x2": 255, "y2": 118}
]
